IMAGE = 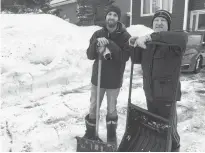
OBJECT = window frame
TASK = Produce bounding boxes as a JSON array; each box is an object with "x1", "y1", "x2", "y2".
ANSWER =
[
  {"x1": 190, "y1": 10, "x2": 205, "y2": 31},
  {"x1": 140, "y1": 0, "x2": 173, "y2": 17}
]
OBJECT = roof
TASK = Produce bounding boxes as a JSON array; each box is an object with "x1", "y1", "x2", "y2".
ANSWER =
[{"x1": 50, "y1": 0, "x2": 77, "y2": 7}]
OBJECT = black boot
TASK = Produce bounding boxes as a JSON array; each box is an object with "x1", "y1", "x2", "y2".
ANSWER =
[
  {"x1": 106, "y1": 115, "x2": 118, "y2": 145},
  {"x1": 83, "y1": 114, "x2": 96, "y2": 140},
  {"x1": 171, "y1": 145, "x2": 180, "y2": 152}
]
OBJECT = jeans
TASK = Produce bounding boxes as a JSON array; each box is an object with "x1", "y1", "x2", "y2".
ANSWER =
[{"x1": 89, "y1": 84, "x2": 120, "y2": 119}]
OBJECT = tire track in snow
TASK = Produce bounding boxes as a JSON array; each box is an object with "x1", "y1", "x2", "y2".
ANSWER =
[{"x1": 5, "y1": 121, "x2": 13, "y2": 152}]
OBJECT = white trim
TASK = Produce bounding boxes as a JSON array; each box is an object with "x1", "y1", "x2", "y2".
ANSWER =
[
  {"x1": 140, "y1": 0, "x2": 173, "y2": 17},
  {"x1": 190, "y1": 12, "x2": 194, "y2": 30},
  {"x1": 183, "y1": 0, "x2": 189, "y2": 30},
  {"x1": 140, "y1": 0, "x2": 144, "y2": 17},
  {"x1": 191, "y1": 9, "x2": 205, "y2": 13},
  {"x1": 150, "y1": 0, "x2": 153, "y2": 15},
  {"x1": 160, "y1": 0, "x2": 163, "y2": 10},
  {"x1": 130, "y1": 0, "x2": 133, "y2": 25},
  {"x1": 195, "y1": 12, "x2": 199, "y2": 31},
  {"x1": 170, "y1": 0, "x2": 173, "y2": 13}
]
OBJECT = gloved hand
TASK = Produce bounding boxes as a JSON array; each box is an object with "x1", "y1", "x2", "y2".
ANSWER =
[
  {"x1": 134, "y1": 35, "x2": 152, "y2": 49},
  {"x1": 97, "y1": 37, "x2": 109, "y2": 47},
  {"x1": 129, "y1": 36, "x2": 138, "y2": 47}
]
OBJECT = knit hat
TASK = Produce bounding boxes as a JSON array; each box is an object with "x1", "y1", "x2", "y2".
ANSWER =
[
  {"x1": 105, "y1": 5, "x2": 121, "y2": 20},
  {"x1": 152, "y1": 10, "x2": 172, "y2": 30}
]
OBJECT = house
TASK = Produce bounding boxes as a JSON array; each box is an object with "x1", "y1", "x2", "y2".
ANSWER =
[
  {"x1": 49, "y1": 0, "x2": 131, "y2": 26},
  {"x1": 131, "y1": 0, "x2": 205, "y2": 31},
  {"x1": 49, "y1": 0, "x2": 79, "y2": 24}
]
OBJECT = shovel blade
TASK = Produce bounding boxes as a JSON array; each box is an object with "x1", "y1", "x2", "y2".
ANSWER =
[
  {"x1": 118, "y1": 103, "x2": 172, "y2": 152},
  {"x1": 76, "y1": 136, "x2": 117, "y2": 152}
]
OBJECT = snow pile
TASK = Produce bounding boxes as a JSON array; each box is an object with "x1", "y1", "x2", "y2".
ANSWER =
[
  {"x1": 1, "y1": 14, "x2": 101, "y2": 97},
  {"x1": 127, "y1": 24, "x2": 154, "y2": 37}
]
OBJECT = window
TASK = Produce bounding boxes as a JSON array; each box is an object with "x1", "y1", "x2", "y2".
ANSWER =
[
  {"x1": 187, "y1": 35, "x2": 202, "y2": 46},
  {"x1": 198, "y1": 13, "x2": 205, "y2": 31},
  {"x1": 190, "y1": 11, "x2": 205, "y2": 31},
  {"x1": 141, "y1": 0, "x2": 173, "y2": 16}
]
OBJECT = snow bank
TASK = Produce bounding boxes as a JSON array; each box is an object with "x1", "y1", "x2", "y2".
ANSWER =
[
  {"x1": 127, "y1": 25, "x2": 154, "y2": 37},
  {"x1": 1, "y1": 14, "x2": 101, "y2": 97},
  {"x1": 1, "y1": 15, "x2": 153, "y2": 98}
]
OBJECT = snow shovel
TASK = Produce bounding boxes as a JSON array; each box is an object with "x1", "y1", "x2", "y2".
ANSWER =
[
  {"x1": 117, "y1": 61, "x2": 173, "y2": 152},
  {"x1": 76, "y1": 50, "x2": 117, "y2": 152}
]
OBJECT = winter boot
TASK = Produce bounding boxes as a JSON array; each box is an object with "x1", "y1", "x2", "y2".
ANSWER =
[
  {"x1": 83, "y1": 114, "x2": 96, "y2": 140},
  {"x1": 171, "y1": 145, "x2": 180, "y2": 152},
  {"x1": 106, "y1": 115, "x2": 118, "y2": 146}
]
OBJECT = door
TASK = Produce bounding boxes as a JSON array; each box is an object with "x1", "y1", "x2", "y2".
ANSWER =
[{"x1": 190, "y1": 10, "x2": 205, "y2": 31}]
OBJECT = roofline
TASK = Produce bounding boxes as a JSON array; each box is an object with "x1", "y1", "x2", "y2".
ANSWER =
[{"x1": 50, "y1": 0, "x2": 76, "y2": 8}]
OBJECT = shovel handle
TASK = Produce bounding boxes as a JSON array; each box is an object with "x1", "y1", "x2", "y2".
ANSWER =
[
  {"x1": 128, "y1": 61, "x2": 134, "y2": 104},
  {"x1": 95, "y1": 53, "x2": 102, "y2": 137}
]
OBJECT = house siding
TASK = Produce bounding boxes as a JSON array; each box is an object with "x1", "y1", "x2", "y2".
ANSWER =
[
  {"x1": 171, "y1": 0, "x2": 185, "y2": 30},
  {"x1": 189, "y1": 0, "x2": 205, "y2": 10},
  {"x1": 132, "y1": 0, "x2": 153, "y2": 28},
  {"x1": 113, "y1": 0, "x2": 131, "y2": 26},
  {"x1": 132, "y1": 0, "x2": 186, "y2": 30}
]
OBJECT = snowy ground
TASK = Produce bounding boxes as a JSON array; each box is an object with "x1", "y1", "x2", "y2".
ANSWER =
[{"x1": 1, "y1": 14, "x2": 205, "y2": 152}]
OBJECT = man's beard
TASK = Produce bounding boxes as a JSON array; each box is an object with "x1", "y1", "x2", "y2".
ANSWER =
[{"x1": 106, "y1": 19, "x2": 118, "y2": 28}]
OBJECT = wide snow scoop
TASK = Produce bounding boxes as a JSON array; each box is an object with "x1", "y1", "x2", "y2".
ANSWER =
[
  {"x1": 76, "y1": 51, "x2": 117, "y2": 152},
  {"x1": 117, "y1": 62, "x2": 173, "y2": 152}
]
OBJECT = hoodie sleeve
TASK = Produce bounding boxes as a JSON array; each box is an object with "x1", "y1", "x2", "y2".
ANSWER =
[
  {"x1": 106, "y1": 31, "x2": 131, "y2": 62},
  {"x1": 86, "y1": 31, "x2": 98, "y2": 60},
  {"x1": 150, "y1": 31, "x2": 188, "y2": 51}
]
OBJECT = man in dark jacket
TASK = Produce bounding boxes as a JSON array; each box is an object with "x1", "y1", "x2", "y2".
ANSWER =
[
  {"x1": 129, "y1": 10, "x2": 188, "y2": 151},
  {"x1": 83, "y1": 5, "x2": 131, "y2": 144}
]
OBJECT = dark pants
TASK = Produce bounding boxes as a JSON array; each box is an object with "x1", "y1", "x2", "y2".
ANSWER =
[{"x1": 146, "y1": 99, "x2": 180, "y2": 149}]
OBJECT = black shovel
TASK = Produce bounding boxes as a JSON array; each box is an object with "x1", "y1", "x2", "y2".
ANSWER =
[
  {"x1": 117, "y1": 61, "x2": 174, "y2": 152},
  {"x1": 76, "y1": 51, "x2": 117, "y2": 152}
]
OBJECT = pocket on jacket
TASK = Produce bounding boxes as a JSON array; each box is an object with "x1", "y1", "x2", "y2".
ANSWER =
[{"x1": 152, "y1": 77, "x2": 175, "y2": 101}]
